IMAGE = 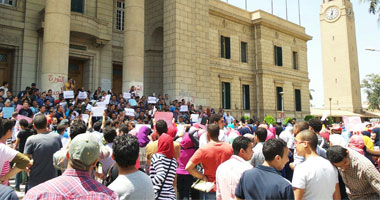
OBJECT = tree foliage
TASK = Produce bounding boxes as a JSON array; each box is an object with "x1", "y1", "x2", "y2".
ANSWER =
[
  {"x1": 304, "y1": 115, "x2": 315, "y2": 121},
  {"x1": 361, "y1": 0, "x2": 380, "y2": 20},
  {"x1": 264, "y1": 115, "x2": 276, "y2": 125},
  {"x1": 361, "y1": 73, "x2": 380, "y2": 110}
]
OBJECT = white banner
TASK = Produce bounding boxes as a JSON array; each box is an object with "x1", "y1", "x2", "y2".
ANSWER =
[
  {"x1": 63, "y1": 91, "x2": 74, "y2": 99},
  {"x1": 125, "y1": 108, "x2": 135, "y2": 117},
  {"x1": 78, "y1": 91, "x2": 87, "y2": 99},
  {"x1": 180, "y1": 105, "x2": 189, "y2": 112},
  {"x1": 92, "y1": 107, "x2": 106, "y2": 117},
  {"x1": 148, "y1": 96, "x2": 157, "y2": 104},
  {"x1": 123, "y1": 92, "x2": 131, "y2": 99}
]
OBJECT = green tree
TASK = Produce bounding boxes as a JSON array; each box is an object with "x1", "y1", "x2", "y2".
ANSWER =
[
  {"x1": 361, "y1": 73, "x2": 380, "y2": 110},
  {"x1": 361, "y1": 0, "x2": 380, "y2": 19},
  {"x1": 264, "y1": 115, "x2": 276, "y2": 125}
]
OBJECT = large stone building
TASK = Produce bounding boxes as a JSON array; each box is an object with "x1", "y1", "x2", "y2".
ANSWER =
[{"x1": 0, "y1": 0, "x2": 311, "y2": 120}]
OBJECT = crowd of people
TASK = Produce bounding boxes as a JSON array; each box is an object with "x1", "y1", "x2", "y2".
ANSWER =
[{"x1": 0, "y1": 81, "x2": 380, "y2": 200}]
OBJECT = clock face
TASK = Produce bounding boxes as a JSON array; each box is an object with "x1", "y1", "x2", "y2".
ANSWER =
[{"x1": 325, "y1": 7, "x2": 340, "y2": 21}]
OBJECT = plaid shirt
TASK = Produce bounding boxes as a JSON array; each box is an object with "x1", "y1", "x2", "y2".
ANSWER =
[{"x1": 24, "y1": 169, "x2": 119, "y2": 200}]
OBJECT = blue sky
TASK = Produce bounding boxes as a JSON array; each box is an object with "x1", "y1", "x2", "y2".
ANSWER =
[{"x1": 223, "y1": 0, "x2": 380, "y2": 108}]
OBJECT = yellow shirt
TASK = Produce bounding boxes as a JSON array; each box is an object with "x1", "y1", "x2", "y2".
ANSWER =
[{"x1": 363, "y1": 135, "x2": 374, "y2": 150}]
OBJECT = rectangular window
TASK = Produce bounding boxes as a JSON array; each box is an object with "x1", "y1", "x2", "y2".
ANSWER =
[
  {"x1": 221, "y1": 36, "x2": 231, "y2": 59},
  {"x1": 293, "y1": 51, "x2": 298, "y2": 70},
  {"x1": 116, "y1": 0, "x2": 125, "y2": 31},
  {"x1": 222, "y1": 82, "x2": 231, "y2": 109},
  {"x1": 0, "y1": 0, "x2": 16, "y2": 6},
  {"x1": 274, "y1": 46, "x2": 283, "y2": 66},
  {"x1": 295, "y1": 89, "x2": 302, "y2": 111},
  {"x1": 241, "y1": 42, "x2": 247, "y2": 63},
  {"x1": 276, "y1": 87, "x2": 283, "y2": 111},
  {"x1": 242, "y1": 85, "x2": 250, "y2": 110},
  {"x1": 71, "y1": 0, "x2": 84, "y2": 13}
]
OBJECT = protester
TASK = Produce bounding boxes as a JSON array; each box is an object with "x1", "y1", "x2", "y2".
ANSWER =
[
  {"x1": 250, "y1": 127, "x2": 267, "y2": 167},
  {"x1": 327, "y1": 145, "x2": 380, "y2": 199},
  {"x1": 292, "y1": 130, "x2": 340, "y2": 200},
  {"x1": 186, "y1": 124, "x2": 233, "y2": 199},
  {"x1": 199, "y1": 114, "x2": 228, "y2": 148},
  {"x1": 108, "y1": 134, "x2": 154, "y2": 199},
  {"x1": 0, "y1": 118, "x2": 30, "y2": 186},
  {"x1": 146, "y1": 120, "x2": 180, "y2": 168},
  {"x1": 99, "y1": 127, "x2": 117, "y2": 176},
  {"x1": 216, "y1": 136, "x2": 253, "y2": 200},
  {"x1": 176, "y1": 130, "x2": 198, "y2": 200},
  {"x1": 235, "y1": 139, "x2": 294, "y2": 199},
  {"x1": 136, "y1": 126, "x2": 151, "y2": 173},
  {"x1": 24, "y1": 133, "x2": 118, "y2": 199},
  {"x1": 150, "y1": 133, "x2": 177, "y2": 199},
  {"x1": 24, "y1": 114, "x2": 62, "y2": 190}
]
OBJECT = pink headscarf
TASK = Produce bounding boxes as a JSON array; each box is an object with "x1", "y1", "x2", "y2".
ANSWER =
[{"x1": 348, "y1": 135, "x2": 365, "y2": 155}]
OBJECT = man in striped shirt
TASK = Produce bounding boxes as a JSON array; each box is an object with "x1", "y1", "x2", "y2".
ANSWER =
[{"x1": 327, "y1": 145, "x2": 380, "y2": 200}]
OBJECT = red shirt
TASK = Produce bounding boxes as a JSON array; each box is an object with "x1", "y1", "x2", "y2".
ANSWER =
[{"x1": 190, "y1": 141, "x2": 233, "y2": 192}]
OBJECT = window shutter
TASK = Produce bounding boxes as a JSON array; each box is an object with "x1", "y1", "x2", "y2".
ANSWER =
[{"x1": 225, "y1": 37, "x2": 231, "y2": 59}]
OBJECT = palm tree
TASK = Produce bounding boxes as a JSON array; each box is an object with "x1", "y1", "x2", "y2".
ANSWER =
[{"x1": 362, "y1": 0, "x2": 380, "y2": 19}]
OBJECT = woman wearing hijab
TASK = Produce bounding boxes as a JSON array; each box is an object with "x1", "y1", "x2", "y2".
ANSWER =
[
  {"x1": 372, "y1": 127, "x2": 380, "y2": 146},
  {"x1": 150, "y1": 134, "x2": 178, "y2": 200},
  {"x1": 137, "y1": 126, "x2": 152, "y2": 173}
]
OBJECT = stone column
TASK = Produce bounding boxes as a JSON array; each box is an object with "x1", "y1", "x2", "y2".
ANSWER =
[
  {"x1": 40, "y1": 0, "x2": 71, "y2": 96},
  {"x1": 123, "y1": 0, "x2": 144, "y2": 96}
]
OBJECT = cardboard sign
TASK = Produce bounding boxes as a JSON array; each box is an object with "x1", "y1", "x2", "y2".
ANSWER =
[
  {"x1": 16, "y1": 115, "x2": 33, "y2": 124},
  {"x1": 125, "y1": 108, "x2": 135, "y2": 117},
  {"x1": 63, "y1": 91, "x2": 74, "y2": 99},
  {"x1": 92, "y1": 107, "x2": 106, "y2": 117},
  {"x1": 155, "y1": 112, "x2": 174, "y2": 127},
  {"x1": 180, "y1": 105, "x2": 188, "y2": 112},
  {"x1": 129, "y1": 99, "x2": 137, "y2": 107},
  {"x1": 148, "y1": 96, "x2": 157, "y2": 104},
  {"x1": 123, "y1": 92, "x2": 131, "y2": 99},
  {"x1": 2, "y1": 107, "x2": 14, "y2": 119},
  {"x1": 342, "y1": 116, "x2": 362, "y2": 132},
  {"x1": 135, "y1": 124, "x2": 152, "y2": 132},
  {"x1": 81, "y1": 114, "x2": 89, "y2": 124},
  {"x1": 15, "y1": 104, "x2": 23, "y2": 112},
  {"x1": 191, "y1": 114, "x2": 199, "y2": 123},
  {"x1": 78, "y1": 91, "x2": 87, "y2": 99}
]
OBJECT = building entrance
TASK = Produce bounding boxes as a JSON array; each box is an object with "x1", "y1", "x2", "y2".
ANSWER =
[
  {"x1": 68, "y1": 59, "x2": 84, "y2": 91},
  {"x1": 0, "y1": 49, "x2": 13, "y2": 91}
]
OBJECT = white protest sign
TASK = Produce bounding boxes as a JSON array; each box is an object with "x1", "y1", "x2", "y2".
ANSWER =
[
  {"x1": 123, "y1": 92, "x2": 131, "y2": 99},
  {"x1": 63, "y1": 91, "x2": 74, "y2": 99},
  {"x1": 191, "y1": 114, "x2": 199, "y2": 123},
  {"x1": 60, "y1": 102, "x2": 67, "y2": 108},
  {"x1": 342, "y1": 116, "x2": 362, "y2": 132},
  {"x1": 321, "y1": 111, "x2": 329, "y2": 121},
  {"x1": 81, "y1": 114, "x2": 89, "y2": 124},
  {"x1": 135, "y1": 124, "x2": 152, "y2": 132},
  {"x1": 148, "y1": 96, "x2": 157, "y2": 104},
  {"x1": 86, "y1": 104, "x2": 92, "y2": 111},
  {"x1": 92, "y1": 107, "x2": 106, "y2": 117},
  {"x1": 125, "y1": 108, "x2": 135, "y2": 117},
  {"x1": 78, "y1": 91, "x2": 87, "y2": 99},
  {"x1": 104, "y1": 95, "x2": 111, "y2": 104},
  {"x1": 180, "y1": 105, "x2": 189, "y2": 112},
  {"x1": 96, "y1": 102, "x2": 107, "y2": 108}
]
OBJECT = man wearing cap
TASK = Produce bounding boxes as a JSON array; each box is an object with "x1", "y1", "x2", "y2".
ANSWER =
[{"x1": 24, "y1": 133, "x2": 118, "y2": 199}]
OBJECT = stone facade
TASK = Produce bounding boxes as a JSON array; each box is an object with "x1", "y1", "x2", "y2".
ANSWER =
[{"x1": 0, "y1": 0, "x2": 311, "y2": 120}]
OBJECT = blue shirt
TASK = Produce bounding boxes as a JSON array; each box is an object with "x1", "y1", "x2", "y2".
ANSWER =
[{"x1": 235, "y1": 165, "x2": 294, "y2": 200}]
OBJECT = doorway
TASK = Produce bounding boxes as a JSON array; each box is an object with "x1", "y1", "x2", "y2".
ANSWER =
[
  {"x1": 68, "y1": 59, "x2": 84, "y2": 91},
  {"x1": 112, "y1": 64, "x2": 122, "y2": 94},
  {"x1": 0, "y1": 49, "x2": 13, "y2": 91}
]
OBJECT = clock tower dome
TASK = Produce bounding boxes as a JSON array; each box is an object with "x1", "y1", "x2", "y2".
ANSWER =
[{"x1": 320, "y1": 0, "x2": 362, "y2": 113}]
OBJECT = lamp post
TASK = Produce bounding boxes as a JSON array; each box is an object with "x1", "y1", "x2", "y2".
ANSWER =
[
  {"x1": 365, "y1": 48, "x2": 380, "y2": 52},
  {"x1": 329, "y1": 98, "x2": 332, "y2": 119},
  {"x1": 280, "y1": 91, "x2": 284, "y2": 121}
]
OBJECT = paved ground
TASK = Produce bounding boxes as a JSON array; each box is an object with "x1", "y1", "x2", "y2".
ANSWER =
[{"x1": 8, "y1": 178, "x2": 25, "y2": 199}]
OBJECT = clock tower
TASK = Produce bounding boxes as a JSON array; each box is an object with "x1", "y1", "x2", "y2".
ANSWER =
[{"x1": 320, "y1": 0, "x2": 362, "y2": 113}]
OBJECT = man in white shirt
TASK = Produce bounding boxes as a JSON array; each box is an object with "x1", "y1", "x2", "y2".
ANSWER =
[
  {"x1": 224, "y1": 111, "x2": 235, "y2": 125},
  {"x1": 250, "y1": 127, "x2": 267, "y2": 167},
  {"x1": 292, "y1": 130, "x2": 340, "y2": 200},
  {"x1": 216, "y1": 136, "x2": 253, "y2": 200},
  {"x1": 199, "y1": 114, "x2": 228, "y2": 148}
]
